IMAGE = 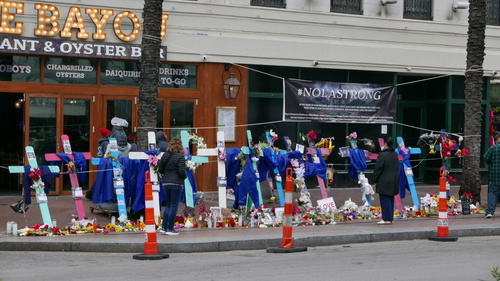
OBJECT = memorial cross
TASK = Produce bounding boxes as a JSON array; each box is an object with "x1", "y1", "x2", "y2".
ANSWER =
[
  {"x1": 264, "y1": 131, "x2": 285, "y2": 207},
  {"x1": 246, "y1": 130, "x2": 264, "y2": 206},
  {"x1": 9, "y1": 146, "x2": 60, "y2": 226},
  {"x1": 45, "y1": 135, "x2": 92, "y2": 220},
  {"x1": 305, "y1": 146, "x2": 332, "y2": 200},
  {"x1": 339, "y1": 138, "x2": 379, "y2": 206},
  {"x1": 128, "y1": 131, "x2": 163, "y2": 223},
  {"x1": 196, "y1": 131, "x2": 228, "y2": 208},
  {"x1": 180, "y1": 130, "x2": 209, "y2": 208},
  {"x1": 396, "y1": 136, "x2": 422, "y2": 210},
  {"x1": 95, "y1": 138, "x2": 128, "y2": 219}
]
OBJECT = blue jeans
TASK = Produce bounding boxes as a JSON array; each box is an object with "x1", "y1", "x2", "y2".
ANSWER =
[
  {"x1": 162, "y1": 184, "x2": 183, "y2": 231},
  {"x1": 486, "y1": 183, "x2": 500, "y2": 215}
]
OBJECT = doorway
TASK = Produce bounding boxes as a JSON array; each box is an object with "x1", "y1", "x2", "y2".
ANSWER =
[
  {"x1": 398, "y1": 103, "x2": 424, "y2": 181},
  {"x1": 0, "y1": 93, "x2": 25, "y2": 194},
  {"x1": 27, "y1": 95, "x2": 93, "y2": 194}
]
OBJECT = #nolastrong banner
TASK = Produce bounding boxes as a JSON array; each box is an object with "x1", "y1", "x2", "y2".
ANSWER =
[{"x1": 283, "y1": 78, "x2": 396, "y2": 124}]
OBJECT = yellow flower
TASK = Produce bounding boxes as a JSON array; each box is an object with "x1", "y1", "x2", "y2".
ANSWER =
[{"x1": 105, "y1": 224, "x2": 115, "y2": 231}]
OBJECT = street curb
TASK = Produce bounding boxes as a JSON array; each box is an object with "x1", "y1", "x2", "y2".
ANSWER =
[{"x1": 1, "y1": 227, "x2": 499, "y2": 253}]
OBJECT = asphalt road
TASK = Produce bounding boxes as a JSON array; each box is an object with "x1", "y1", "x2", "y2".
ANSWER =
[{"x1": 1, "y1": 236, "x2": 499, "y2": 281}]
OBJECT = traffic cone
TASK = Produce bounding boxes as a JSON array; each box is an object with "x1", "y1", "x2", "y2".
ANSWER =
[
  {"x1": 428, "y1": 167, "x2": 458, "y2": 242},
  {"x1": 133, "y1": 171, "x2": 170, "y2": 260},
  {"x1": 267, "y1": 168, "x2": 307, "y2": 253}
]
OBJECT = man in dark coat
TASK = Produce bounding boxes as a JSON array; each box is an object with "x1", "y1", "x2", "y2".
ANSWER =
[
  {"x1": 372, "y1": 136, "x2": 400, "y2": 225},
  {"x1": 156, "y1": 131, "x2": 169, "y2": 152}
]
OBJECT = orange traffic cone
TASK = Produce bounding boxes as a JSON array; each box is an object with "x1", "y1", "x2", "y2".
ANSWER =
[
  {"x1": 267, "y1": 168, "x2": 307, "y2": 253},
  {"x1": 428, "y1": 167, "x2": 458, "y2": 242},
  {"x1": 133, "y1": 171, "x2": 170, "y2": 260}
]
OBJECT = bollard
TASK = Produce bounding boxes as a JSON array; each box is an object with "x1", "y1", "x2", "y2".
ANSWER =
[
  {"x1": 133, "y1": 171, "x2": 169, "y2": 260},
  {"x1": 267, "y1": 168, "x2": 307, "y2": 253},
  {"x1": 428, "y1": 167, "x2": 457, "y2": 242}
]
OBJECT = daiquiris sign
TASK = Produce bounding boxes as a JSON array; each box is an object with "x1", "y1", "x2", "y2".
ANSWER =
[
  {"x1": 0, "y1": 1, "x2": 169, "y2": 60},
  {"x1": 284, "y1": 79, "x2": 396, "y2": 124}
]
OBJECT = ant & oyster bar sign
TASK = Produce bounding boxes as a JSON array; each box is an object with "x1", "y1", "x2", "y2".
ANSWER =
[{"x1": 0, "y1": 1, "x2": 169, "y2": 60}]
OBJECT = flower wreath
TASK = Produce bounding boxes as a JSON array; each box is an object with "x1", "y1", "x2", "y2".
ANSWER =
[
  {"x1": 187, "y1": 132, "x2": 207, "y2": 171},
  {"x1": 188, "y1": 133, "x2": 207, "y2": 150}
]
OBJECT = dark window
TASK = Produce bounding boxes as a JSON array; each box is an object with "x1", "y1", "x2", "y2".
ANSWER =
[
  {"x1": 250, "y1": 0, "x2": 286, "y2": 8},
  {"x1": 404, "y1": 0, "x2": 432, "y2": 20},
  {"x1": 487, "y1": 0, "x2": 500, "y2": 25},
  {"x1": 330, "y1": 0, "x2": 362, "y2": 15}
]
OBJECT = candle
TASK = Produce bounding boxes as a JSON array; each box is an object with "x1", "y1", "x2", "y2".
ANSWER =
[
  {"x1": 12, "y1": 222, "x2": 18, "y2": 236},
  {"x1": 111, "y1": 216, "x2": 116, "y2": 225},
  {"x1": 52, "y1": 219, "x2": 57, "y2": 227},
  {"x1": 6, "y1": 221, "x2": 13, "y2": 234}
]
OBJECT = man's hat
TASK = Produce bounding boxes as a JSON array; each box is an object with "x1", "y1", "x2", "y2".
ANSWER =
[{"x1": 99, "y1": 128, "x2": 111, "y2": 137}]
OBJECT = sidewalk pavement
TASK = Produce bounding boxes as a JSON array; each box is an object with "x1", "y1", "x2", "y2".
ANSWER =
[{"x1": 0, "y1": 185, "x2": 499, "y2": 253}]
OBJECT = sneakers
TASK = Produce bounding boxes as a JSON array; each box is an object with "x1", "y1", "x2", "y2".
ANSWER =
[
  {"x1": 158, "y1": 228, "x2": 166, "y2": 234},
  {"x1": 165, "y1": 229, "x2": 179, "y2": 236},
  {"x1": 485, "y1": 214, "x2": 493, "y2": 219},
  {"x1": 377, "y1": 220, "x2": 392, "y2": 225}
]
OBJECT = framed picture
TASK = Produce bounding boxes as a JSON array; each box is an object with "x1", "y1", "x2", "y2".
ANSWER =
[{"x1": 216, "y1": 106, "x2": 236, "y2": 142}]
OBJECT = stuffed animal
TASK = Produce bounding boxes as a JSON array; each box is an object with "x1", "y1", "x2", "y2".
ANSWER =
[
  {"x1": 293, "y1": 178, "x2": 305, "y2": 193},
  {"x1": 358, "y1": 177, "x2": 375, "y2": 203}
]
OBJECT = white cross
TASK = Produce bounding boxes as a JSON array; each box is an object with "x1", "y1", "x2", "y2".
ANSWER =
[
  {"x1": 197, "y1": 131, "x2": 227, "y2": 208},
  {"x1": 129, "y1": 131, "x2": 162, "y2": 224}
]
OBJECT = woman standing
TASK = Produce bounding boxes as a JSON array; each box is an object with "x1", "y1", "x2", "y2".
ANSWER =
[
  {"x1": 158, "y1": 137, "x2": 187, "y2": 235},
  {"x1": 372, "y1": 136, "x2": 400, "y2": 225}
]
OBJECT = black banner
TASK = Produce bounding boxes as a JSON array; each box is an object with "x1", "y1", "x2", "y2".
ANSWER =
[{"x1": 284, "y1": 79, "x2": 396, "y2": 124}]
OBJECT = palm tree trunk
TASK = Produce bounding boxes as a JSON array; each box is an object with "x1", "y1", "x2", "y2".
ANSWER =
[
  {"x1": 138, "y1": 0, "x2": 164, "y2": 151},
  {"x1": 461, "y1": 0, "x2": 486, "y2": 203}
]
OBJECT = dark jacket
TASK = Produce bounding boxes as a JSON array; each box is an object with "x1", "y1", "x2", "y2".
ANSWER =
[
  {"x1": 156, "y1": 131, "x2": 169, "y2": 152},
  {"x1": 97, "y1": 137, "x2": 109, "y2": 157},
  {"x1": 372, "y1": 148, "x2": 400, "y2": 196},
  {"x1": 158, "y1": 152, "x2": 186, "y2": 185}
]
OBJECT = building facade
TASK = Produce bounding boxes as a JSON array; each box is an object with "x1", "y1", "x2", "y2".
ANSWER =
[{"x1": 0, "y1": 0, "x2": 499, "y2": 195}]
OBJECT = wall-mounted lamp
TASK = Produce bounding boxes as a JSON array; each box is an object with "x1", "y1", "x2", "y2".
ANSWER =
[
  {"x1": 222, "y1": 64, "x2": 242, "y2": 99},
  {"x1": 453, "y1": 1, "x2": 469, "y2": 12},
  {"x1": 381, "y1": 0, "x2": 397, "y2": 5}
]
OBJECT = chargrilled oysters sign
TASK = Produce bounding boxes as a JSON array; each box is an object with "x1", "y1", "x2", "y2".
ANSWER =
[
  {"x1": 0, "y1": 1, "x2": 169, "y2": 60},
  {"x1": 284, "y1": 79, "x2": 396, "y2": 124}
]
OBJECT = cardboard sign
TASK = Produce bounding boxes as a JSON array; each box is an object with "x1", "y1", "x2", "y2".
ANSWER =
[{"x1": 317, "y1": 197, "x2": 336, "y2": 211}]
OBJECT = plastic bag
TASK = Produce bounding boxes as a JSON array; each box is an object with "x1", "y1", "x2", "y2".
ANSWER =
[{"x1": 10, "y1": 198, "x2": 29, "y2": 213}]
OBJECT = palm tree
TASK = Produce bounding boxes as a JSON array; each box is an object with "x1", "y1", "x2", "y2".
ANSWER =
[
  {"x1": 137, "y1": 0, "x2": 164, "y2": 151},
  {"x1": 461, "y1": 0, "x2": 487, "y2": 203}
]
